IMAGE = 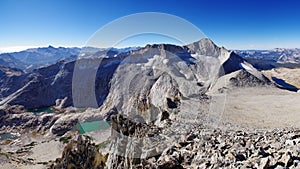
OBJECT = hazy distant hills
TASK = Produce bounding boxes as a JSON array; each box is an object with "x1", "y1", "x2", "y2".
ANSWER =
[
  {"x1": 236, "y1": 48, "x2": 300, "y2": 62},
  {"x1": 1, "y1": 45, "x2": 300, "y2": 72},
  {"x1": 0, "y1": 46, "x2": 81, "y2": 71},
  {"x1": 0, "y1": 46, "x2": 139, "y2": 72},
  {"x1": 10, "y1": 46, "x2": 81, "y2": 64},
  {"x1": 235, "y1": 48, "x2": 300, "y2": 70}
]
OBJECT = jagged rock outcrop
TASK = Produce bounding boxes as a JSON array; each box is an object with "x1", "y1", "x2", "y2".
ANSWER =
[
  {"x1": 50, "y1": 135, "x2": 108, "y2": 169},
  {"x1": 229, "y1": 69, "x2": 271, "y2": 87},
  {"x1": 106, "y1": 114, "x2": 163, "y2": 169},
  {"x1": 133, "y1": 129, "x2": 300, "y2": 168}
]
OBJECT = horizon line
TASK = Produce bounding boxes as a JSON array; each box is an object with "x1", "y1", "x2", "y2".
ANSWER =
[{"x1": 1, "y1": 44, "x2": 299, "y2": 54}]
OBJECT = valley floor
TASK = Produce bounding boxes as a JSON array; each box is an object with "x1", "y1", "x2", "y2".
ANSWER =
[{"x1": 223, "y1": 87, "x2": 300, "y2": 129}]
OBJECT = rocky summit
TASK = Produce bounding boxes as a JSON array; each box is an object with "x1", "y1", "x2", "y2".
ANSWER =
[{"x1": 0, "y1": 38, "x2": 300, "y2": 169}]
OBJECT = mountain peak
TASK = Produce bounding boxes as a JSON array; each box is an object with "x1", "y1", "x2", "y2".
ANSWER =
[
  {"x1": 185, "y1": 38, "x2": 221, "y2": 57},
  {"x1": 186, "y1": 38, "x2": 217, "y2": 47},
  {"x1": 198, "y1": 38, "x2": 216, "y2": 45}
]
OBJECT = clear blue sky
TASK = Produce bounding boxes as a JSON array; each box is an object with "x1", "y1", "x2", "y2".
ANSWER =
[{"x1": 0, "y1": 0, "x2": 300, "y2": 51}]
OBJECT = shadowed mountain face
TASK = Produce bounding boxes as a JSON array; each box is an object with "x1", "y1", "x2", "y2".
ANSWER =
[
  {"x1": 0, "y1": 39, "x2": 269, "y2": 110},
  {"x1": 272, "y1": 77, "x2": 299, "y2": 92},
  {"x1": 0, "y1": 65, "x2": 26, "y2": 98},
  {"x1": 0, "y1": 53, "x2": 26, "y2": 70}
]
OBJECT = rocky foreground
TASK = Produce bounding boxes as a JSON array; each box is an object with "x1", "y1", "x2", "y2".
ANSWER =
[
  {"x1": 147, "y1": 129, "x2": 300, "y2": 169},
  {"x1": 49, "y1": 113, "x2": 300, "y2": 169}
]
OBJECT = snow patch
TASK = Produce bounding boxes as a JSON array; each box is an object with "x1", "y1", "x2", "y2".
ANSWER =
[
  {"x1": 163, "y1": 59, "x2": 169, "y2": 64},
  {"x1": 191, "y1": 53, "x2": 198, "y2": 57},
  {"x1": 240, "y1": 62, "x2": 253, "y2": 72},
  {"x1": 103, "y1": 60, "x2": 120, "y2": 68},
  {"x1": 145, "y1": 55, "x2": 160, "y2": 67}
]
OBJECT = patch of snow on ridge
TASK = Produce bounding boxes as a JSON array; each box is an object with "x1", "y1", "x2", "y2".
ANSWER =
[
  {"x1": 240, "y1": 61, "x2": 267, "y2": 81},
  {"x1": 240, "y1": 62, "x2": 253, "y2": 72},
  {"x1": 145, "y1": 55, "x2": 160, "y2": 67},
  {"x1": 103, "y1": 60, "x2": 120, "y2": 68},
  {"x1": 191, "y1": 53, "x2": 198, "y2": 58},
  {"x1": 163, "y1": 59, "x2": 169, "y2": 65}
]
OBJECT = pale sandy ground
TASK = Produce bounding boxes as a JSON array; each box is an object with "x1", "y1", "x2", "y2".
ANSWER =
[
  {"x1": 0, "y1": 129, "x2": 111, "y2": 169},
  {"x1": 221, "y1": 87, "x2": 300, "y2": 129},
  {"x1": 0, "y1": 137, "x2": 65, "y2": 169},
  {"x1": 27, "y1": 140, "x2": 65, "y2": 163},
  {"x1": 263, "y1": 68, "x2": 300, "y2": 88},
  {"x1": 0, "y1": 161, "x2": 45, "y2": 169}
]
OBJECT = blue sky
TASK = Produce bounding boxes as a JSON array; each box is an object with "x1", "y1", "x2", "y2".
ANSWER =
[{"x1": 0, "y1": 0, "x2": 300, "y2": 51}]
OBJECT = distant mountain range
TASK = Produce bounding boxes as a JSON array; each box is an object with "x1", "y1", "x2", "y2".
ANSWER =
[
  {"x1": 0, "y1": 46, "x2": 140, "y2": 72},
  {"x1": 1, "y1": 45, "x2": 300, "y2": 73},
  {"x1": 0, "y1": 46, "x2": 81, "y2": 71},
  {"x1": 235, "y1": 48, "x2": 300, "y2": 70}
]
